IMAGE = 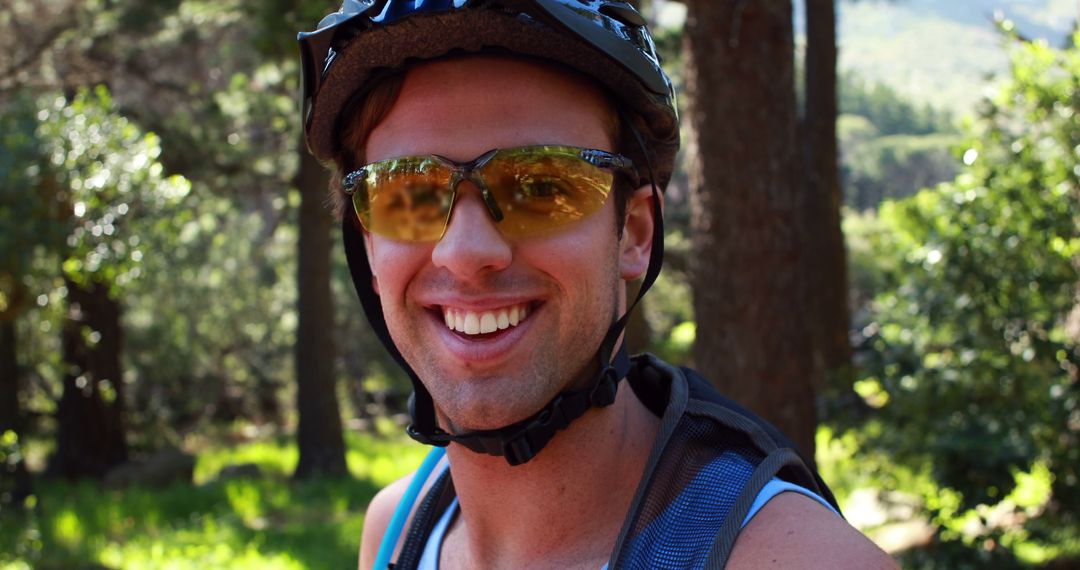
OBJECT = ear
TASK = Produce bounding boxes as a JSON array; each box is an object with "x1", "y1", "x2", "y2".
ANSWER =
[
  {"x1": 363, "y1": 229, "x2": 381, "y2": 296},
  {"x1": 620, "y1": 184, "x2": 661, "y2": 280}
]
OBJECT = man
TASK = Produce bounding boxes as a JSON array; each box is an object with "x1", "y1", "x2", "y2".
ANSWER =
[{"x1": 297, "y1": 1, "x2": 896, "y2": 568}]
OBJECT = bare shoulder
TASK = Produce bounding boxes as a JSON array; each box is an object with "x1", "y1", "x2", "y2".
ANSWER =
[
  {"x1": 358, "y1": 471, "x2": 423, "y2": 570},
  {"x1": 727, "y1": 492, "x2": 899, "y2": 570}
]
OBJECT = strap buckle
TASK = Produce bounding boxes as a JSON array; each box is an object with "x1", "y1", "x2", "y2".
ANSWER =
[
  {"x1": 407, "y1": 424, "x2": 451, "y2": 447},
  {"x1": 502, "y1": 430, "x2": 535, "y2": 466},
  {"x1": 589, "y1": 365, "x2": 619, "y2": 407}
]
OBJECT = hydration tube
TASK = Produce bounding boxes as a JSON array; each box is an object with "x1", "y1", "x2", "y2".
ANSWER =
[{"x1": 372, "y1": 446, "x2": 447, "y2": 570}]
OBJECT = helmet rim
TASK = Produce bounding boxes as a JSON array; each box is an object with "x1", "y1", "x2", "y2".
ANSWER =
[{"x1": 300, "y1": 3, "x2": 679, "y2": 189}]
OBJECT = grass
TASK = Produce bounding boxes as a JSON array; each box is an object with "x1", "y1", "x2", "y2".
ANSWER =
[{"x1": 0, "y1": 428, "x2": 428, "y2": 570}]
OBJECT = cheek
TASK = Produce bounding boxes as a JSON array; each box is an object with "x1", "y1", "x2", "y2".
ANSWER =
[
  {"x1": 369, "y1": 239, "x2": 427, "y2": 301},
  {"x1": 526, "y1": 212, "x2": 620, "y2": 291}
]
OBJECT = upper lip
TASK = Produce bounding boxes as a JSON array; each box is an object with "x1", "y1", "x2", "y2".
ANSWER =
[{"x1": 420, "y1": 296, "x2": 543, "y2": 311}]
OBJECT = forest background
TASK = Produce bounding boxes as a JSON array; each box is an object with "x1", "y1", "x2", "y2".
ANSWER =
[{"x1": 1, "y1": 0, "x2": 1078, "y2": 568}]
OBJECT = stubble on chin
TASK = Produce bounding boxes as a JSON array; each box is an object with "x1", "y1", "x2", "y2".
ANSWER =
[
  {"x1": 426, "y1": 355, "x2": 565, "y2": 433},
  {"x1": 423, "y1": 305, "x2": 620, "y2": 435}
]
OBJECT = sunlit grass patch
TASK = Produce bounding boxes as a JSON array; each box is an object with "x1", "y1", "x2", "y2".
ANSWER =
[
  {"x1": 100, "y1": 538, "x2": 305, "y2": 570},
  {"x1": 191, "y1": 427, "x2": 427, "y2": 486},
  {"x1": 192, "y1": 437, "x2": 298, "y2": 483},
  {"x1": 1, "y1": 429, "x2": 425, "y2": 569},
  {"x1": 345, "y1": 430, "x2": 429, "y2": 487}
]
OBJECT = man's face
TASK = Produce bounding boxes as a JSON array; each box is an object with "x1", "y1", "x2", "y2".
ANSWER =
[{"x1": 362, "y1": 56, "x2": 630, "y2": 432}]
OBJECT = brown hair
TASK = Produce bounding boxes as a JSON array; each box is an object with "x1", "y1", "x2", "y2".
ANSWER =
[
  {"x1": 328, "y1": 63, "x2": 636, "y2": 234},
  {"x1": 328, "y1": 72, "x2": 407, "y2": 220}
]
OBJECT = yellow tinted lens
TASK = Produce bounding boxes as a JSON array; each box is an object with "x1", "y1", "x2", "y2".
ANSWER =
[
  {"x1": 354, "y1": 157, "x2": 454, "y2": 241},
  {"x1": 479, "y1": 147, "x2": 613, "y2": 236}
]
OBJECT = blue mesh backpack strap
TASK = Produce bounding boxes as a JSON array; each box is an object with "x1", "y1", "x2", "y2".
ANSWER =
[
  {"x1": 678, "y1": 365, "x2": 842, "y2": 513},
  {"x1": 390, "y1": 468, "x2": 457, "y2": 570},
  {"x1": 608, "y1": 355, "x2": 842, "y2": 569}
]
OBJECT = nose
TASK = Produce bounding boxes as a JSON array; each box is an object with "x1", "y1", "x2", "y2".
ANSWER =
[{"x1": 431, "y1": 184, "x2": 512, "y2": 279}]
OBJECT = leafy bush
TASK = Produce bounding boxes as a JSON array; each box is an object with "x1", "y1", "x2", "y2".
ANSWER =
[{"x1": 836, "y1": 32, "x2": 1080, "y2": 567}]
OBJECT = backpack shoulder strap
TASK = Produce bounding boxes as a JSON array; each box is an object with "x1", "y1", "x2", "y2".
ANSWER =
[
  {"x1": 679, "y1": 365, "x2": 843, "y2": 514},
  {"x1": 705, "y1": 447, "x2": 817, "y2": 567},
  {"x1": 611, "y1": 356, "x2": 843, "y2": 569},
  {"x1": 390, "y1": 468, "x2": 457, "y2": 570}
]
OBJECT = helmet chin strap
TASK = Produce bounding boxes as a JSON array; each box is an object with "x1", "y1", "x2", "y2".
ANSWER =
[
  {"x1": 411, "y1": 343, "x2": 633, "y2": 466},
  {"x1": 343, "y1": 122, "x2": 663, "y2": 466}
]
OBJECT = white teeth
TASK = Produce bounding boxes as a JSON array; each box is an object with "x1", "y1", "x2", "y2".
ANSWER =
[
  {"x1": 479, "y1": 312, "x2": 498, "y2": 334},
  {"x1": 464, "y1": 313, "x2": 480, "y2": 335},
  {"x1": 443, "y1": 304, "x2": 530, "y2": 336}
]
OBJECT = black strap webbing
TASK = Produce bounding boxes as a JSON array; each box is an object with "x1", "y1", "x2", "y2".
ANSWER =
[
  {"x1": 434, "y1": 343, "x2": 631, "y2": 465},
  {"x1": 392, "y1": 468, "x2": 456, "y2": 570}
]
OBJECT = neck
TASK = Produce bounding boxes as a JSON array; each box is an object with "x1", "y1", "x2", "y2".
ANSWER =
[{"x1": 442, "y1": 382, "x2": 660, "y2": 569}]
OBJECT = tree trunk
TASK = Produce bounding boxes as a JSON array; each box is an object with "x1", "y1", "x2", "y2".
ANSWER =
[
  {"x1": 293, "y1": 140, "x2": 347, "y2": 479},
  {"x1": 1, "y1": 318, "x2": 33, "y2": 504},
  {"x1": 52, "y1": 279, "x2": 128, "y2": 479},
  {"x1": 1, "y1": 320, "x2": 18, "y2": 436},
  {"x1": 683, "y1": 0, "x2": 819, "y2": 459},
  {"x1": 803, "y1": 0, "x2": 852, "y2": 387}
]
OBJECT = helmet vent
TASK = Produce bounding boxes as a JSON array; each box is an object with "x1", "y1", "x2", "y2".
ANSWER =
[{"x1": 598, "y1": 2, "x2": 646, "y2": 27}]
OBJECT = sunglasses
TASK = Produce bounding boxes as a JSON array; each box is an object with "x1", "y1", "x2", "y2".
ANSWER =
[{"x1": 341, "y1": 145, "x2": 638, "y2": 242}]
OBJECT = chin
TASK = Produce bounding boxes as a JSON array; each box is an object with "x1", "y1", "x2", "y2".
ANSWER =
[{"x1": 436, "y1": 385, "x2": 555, "y2": 433}]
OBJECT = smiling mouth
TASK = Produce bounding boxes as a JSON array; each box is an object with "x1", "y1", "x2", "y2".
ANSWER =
[{"x1": 441, "y1": 303, "x2": 530, "y2": 336}]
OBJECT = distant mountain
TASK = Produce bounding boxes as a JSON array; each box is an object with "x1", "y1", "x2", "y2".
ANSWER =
[{"x1": 827, "y1": 0, "x2": 1076, "y2": 115}]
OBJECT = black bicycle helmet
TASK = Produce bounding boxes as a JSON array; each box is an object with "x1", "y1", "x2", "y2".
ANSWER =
[{"x1": 298, "y1": 0, "x2": 677, "y2": 466}]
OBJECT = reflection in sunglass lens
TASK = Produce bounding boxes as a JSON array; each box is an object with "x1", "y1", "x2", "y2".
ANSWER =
[
  {"x1": 356, "y1": 157, "x2": 455, "y2": 242},
  {"x1": 480, "y1": 148, "x2": 612, "y2": 237}
]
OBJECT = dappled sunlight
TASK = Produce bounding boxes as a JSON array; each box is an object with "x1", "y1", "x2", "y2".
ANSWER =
[
  {"x1": 51, "y1": 510, "x2": 84, "y2": 550},
  {"x1": 345, "y1": 432, "x2": 428, "y2": 487},
  {"x1": 0, "y1": 435, "x2": 389, "y2": 568},
  {"x1": 193, "y1": 439, "x2": 298, "y2": 484},
  {"x1": 98, "y1": 526, "x2": 308, "y2": 570}
]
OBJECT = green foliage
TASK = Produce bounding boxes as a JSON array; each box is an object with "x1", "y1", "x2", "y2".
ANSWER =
[
  {"x1": 836, "y1": 32, "x2": 1080, "y2": 566},
  {"x1": 2, "y1": 85, "x2": 208, "y2": 450},
  {"x1": 0, "y1": 432, "x2": 426, "y2": 569},
  {"x1": 0, "y1": 95, "x2": 64, "y2": 319},
  {"x1": 837, "y1": 74, "x2": 959, "y2": 210},
  {"x1": 0, "y1": 430, "x2": 29, "y2": 518},
  {"x1": 643, "y1": 230, "x2": 695, "y2": 363},
  {"x1": 35, "y1": 86, "x2": 191, "y2": 293},
  {"x1": 3, "y1": 0, "x2": 405, "y2": 447},
  {"x1": 119, "y1": 189, "x2": 299, "y2": 440},
  {"x1": 843, "y1": 132, "x2": 961, "y2": 210},
  {"x1": 839, "y1": 73, "x2": 954, "y2": 137}
]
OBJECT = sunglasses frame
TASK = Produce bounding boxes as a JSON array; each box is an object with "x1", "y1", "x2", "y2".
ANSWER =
[{"x1": 341, "y1": 145, "x2": 639, "y2": 241}]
